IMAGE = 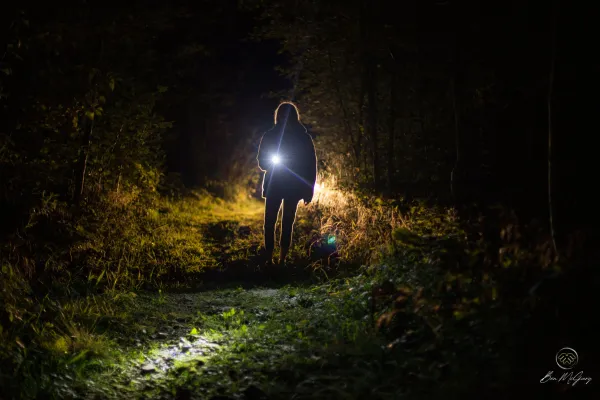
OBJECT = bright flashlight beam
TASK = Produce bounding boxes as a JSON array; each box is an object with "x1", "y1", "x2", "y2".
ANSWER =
[{"x1": 272, "y1": 155, "x2": 281, "y2": 164}]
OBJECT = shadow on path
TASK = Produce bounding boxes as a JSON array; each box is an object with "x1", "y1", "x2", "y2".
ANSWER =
[{"x1": 161, "y1": 255, "x2": 342, "y2": 294}]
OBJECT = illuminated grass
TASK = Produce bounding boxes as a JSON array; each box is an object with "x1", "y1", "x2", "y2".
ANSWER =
[
  {"x1": 44, "y1": 282, "x2": 389, "y2": 399},
  {"x1": 3, "y1": 182, "x2": 532, "y2": 400},
  {"x1": 43, "y1": 265, "x2": 508, "y2": 400},
  {"x1": 3, "y1": 183, "x2": 523, "y2": 399},
  {"x1": 160, "y1": 190, "x2": 264, "y2": 224}
]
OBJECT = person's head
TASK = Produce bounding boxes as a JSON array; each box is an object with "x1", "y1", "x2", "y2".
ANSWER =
[{"x1": 274, "y1": 101, "x2": 301, "y2": 126}]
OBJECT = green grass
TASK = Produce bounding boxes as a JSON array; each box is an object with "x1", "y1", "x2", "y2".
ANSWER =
[
  {"x1": 30, "y1": 274, "x2": 515, "y2": 400},
  {"x1": 2, "y1": 182, "x2": 584, "y2": 399},
  {"x1": 32, "y1": 282, "x2": 414, "y2": 399}
]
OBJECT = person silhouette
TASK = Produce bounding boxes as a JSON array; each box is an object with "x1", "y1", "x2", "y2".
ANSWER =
[{"x1": 257, "y1": 101, "x2": 317, "y2": 265}]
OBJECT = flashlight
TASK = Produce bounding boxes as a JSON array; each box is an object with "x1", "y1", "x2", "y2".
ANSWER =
[{"x1": 271, "y1": 155, "x2": 281, "y2": 165}]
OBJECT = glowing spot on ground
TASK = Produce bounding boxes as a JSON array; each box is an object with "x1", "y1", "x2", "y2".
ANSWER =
[
  {"x1": 327, "y1": 235, "x2": 336, "y2": 245},
  {"x1": 129, "y1": 335, "x2": 223, "y2": 378}
]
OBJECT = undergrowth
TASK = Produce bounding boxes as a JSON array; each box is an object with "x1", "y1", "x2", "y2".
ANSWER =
[{"x1": 1, "y1": 175, "x2": 596, "y2": 399}]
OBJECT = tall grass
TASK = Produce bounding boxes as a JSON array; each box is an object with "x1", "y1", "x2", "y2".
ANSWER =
[
  {"x1": 295, "y1": 173, "x2": 593, "y2": 398},
  {"x1": 1, "y1": 186, "x2": 264, "y2": 381},
  {"x1": 1, "y1": 172, "x2": 589, "y2": 399},
  {"x1": 300, "y1": 173, "x2": 461, "y2": 265}
]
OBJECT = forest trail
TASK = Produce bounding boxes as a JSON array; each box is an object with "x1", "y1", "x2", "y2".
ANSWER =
[
  {"x1": 10, "y1": 192, "x2": 579, "y2": 400},
  {"x1": 50, "y1": 286, "x2": 366, "y2": 400},
  {"x1": 43, "y1": 198, "x2": 384, "y2": 400}
]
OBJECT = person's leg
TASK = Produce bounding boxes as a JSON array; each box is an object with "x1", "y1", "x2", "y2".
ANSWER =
[
  {"x1": 264, "y1": 196, "x2": 282, "y2": 263},
  {"x1": 279, "y1": 198, "x2": 300, "y2": 264}
]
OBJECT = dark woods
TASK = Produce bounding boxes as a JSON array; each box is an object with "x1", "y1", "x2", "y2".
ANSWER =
[
  {"x1": 0, "y1": 0, "x2": 595, "y2": 397},
  {"x1": 249, "y1": 0, "x2": 588, "y2": 255},
  {"x1": 1, "y1": 0, "x2": 585, "y2": 244},
  {"x1": 0, "y1": 1, "x2": 279, "y2": 227},
  {"x1": 249, "y1": 1, "x2": 596, "y2": 392}
]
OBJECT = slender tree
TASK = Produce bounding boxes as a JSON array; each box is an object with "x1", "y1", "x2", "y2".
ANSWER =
[
  {"x1": 73, "y1": 116, "x2": 94, "y2": 204},
  {"x1": 547, "y1": 0, "x2": 560, "y2": 257}
]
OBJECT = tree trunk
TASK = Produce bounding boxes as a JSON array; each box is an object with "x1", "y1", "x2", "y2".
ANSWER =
[
  {"x1": 450, "y1": 77, "x2": 460, "y2": 202},
  {"x1": 387, "y1": 72, "x2": 397, "y2": 191},
  {"x1": 116, "y1": 169, "x2": 122, "y2": 194},
  {"x1": 358, "y1": 0, "x2": 368, "y2": 176},
  {"x1": 327, "y1": 50, "x2": 359, "y2": 166},
  {"x1": 547, "y1": 0, "x2": 560, "y2": 258},
  {"x1": 367, "y1": 60, "x2": 379, "y2": 189},
  {"x1": 358, "y1": 61, "x2": 367, "y2": 174},
  {"x1": 449, "y1": 12, "x2": 461, "y2": 203},
  {"x1": 73, "y1": 116, "x2": 94, "y2": 205}
]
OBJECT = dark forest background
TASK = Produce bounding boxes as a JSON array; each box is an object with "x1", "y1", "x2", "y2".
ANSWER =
[{"x1": 0, "y1": 0, "x2": 590, "y2": 243}]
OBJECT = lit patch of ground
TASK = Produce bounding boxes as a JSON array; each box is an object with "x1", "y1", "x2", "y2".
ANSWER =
[{"x1": 47, "y1": 283, "x2": 393, "y2": 400}]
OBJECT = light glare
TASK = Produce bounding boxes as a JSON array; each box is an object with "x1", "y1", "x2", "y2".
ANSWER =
[{"x1": 272, "y1": 155, "x2": 281, "y2": 164}]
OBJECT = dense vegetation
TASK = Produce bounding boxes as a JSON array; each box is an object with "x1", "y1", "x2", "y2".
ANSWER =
[{"x1": 1, "y1": 1, "x2": 596, "y2": 399}]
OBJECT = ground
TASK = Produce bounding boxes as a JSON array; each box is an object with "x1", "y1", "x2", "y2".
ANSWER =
[
  {"x1": 7, "y1": 191, "x2": 591, "y2": 400},
  {"x1": 32, "y1": 196, "x2": 398, "y2": 400},
  {"x1": 47, "y1": 284, "x2": 386, "y2": 400}
]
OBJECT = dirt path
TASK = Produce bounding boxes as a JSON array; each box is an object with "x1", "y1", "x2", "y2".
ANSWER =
[
  {"x1": 48, "y1": 279, "x2": 391, "y2": 400},
  {"x1": 7, "y1": 195, "x2": 590, "y2": 399},
  {"x1": 34, "y1": 200, "x2": 402, "y2": 399}
]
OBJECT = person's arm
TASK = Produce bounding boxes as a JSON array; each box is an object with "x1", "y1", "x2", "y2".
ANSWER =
[
  {"x1": 305, "y1": 133, "x2": 318, "y2": 203},
  {"x1": 257, "y1": 129, "x2": 274, "y2": 171}
]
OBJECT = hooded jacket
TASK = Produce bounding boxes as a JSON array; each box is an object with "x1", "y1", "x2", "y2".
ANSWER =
[{"x1": 257, "y1": 118, "x2": 317, "y2": 200}]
